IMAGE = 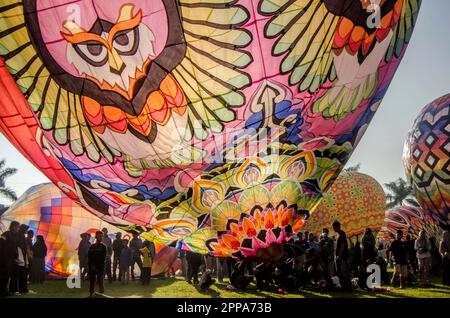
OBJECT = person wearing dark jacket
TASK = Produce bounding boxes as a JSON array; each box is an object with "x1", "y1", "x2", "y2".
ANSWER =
[
  {"x1": 0, "y1": 221, "x2": 20, "y2": 297},
  {"x1": 30, "y1": 235, "x2": 47, "y2": 283},
  {"x1": 112, "y1": 232, "x2": 123, "y2": 281},
  {"x1": 333, "y1": 221, "x2": 352, "y2": 292},
  {"x1": 9, "y1": 224, "x2": 30, "y2": 295},
  {"x1": 88, "y1": 231, "x2": 107, "y2": 297},
  {"x1": 78, "y1": 233, "x2": 91, "y2": 280},
  {"x1": 186, "y1": 251, "x2": 203, "y2": 285},
  {"x1": 129, "y1": 232, "x2": 143, "y2": 280},
  {"x1": 230, "y1": 260, "x2": 253, "y2": 290}
]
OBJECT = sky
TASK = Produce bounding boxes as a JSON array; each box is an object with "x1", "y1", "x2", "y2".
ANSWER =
[{"x1": 1, "y1": 0, "x2": 450, "y2": 205}]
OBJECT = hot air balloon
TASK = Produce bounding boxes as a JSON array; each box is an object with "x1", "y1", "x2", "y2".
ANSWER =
[
  {"x1": 379, "y1": 206, "x2": 442, "y2": 242},
  {"x1": 302, "y1": 171, "x2": 386, "y2": 242},
  {"x1": 0, "y1": 0, "x2": 421, "y2": 259},
  {"x1": 404, "y1": 94, "x2": 450, "y2": 227},
  {"x1": 0, "y1": 183, "x2": 178, "y2": 277}
]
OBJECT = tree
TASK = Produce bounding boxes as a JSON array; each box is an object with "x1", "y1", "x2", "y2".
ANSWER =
[
  {"x1": 0, "y1": 159, "x2": 17, "y2": 202},
  {"x1": 345, "y1": 163, "x2": 361, "y2": 172},
  {"x1": 384, "y1": 177, "x2": 420, "y2": 209}
]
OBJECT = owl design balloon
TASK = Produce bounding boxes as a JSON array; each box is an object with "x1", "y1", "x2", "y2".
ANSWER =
[
  {"x1": 404, "y1": 94, "x2": 450, "y2": 227},
  {"x1": 0, "y1": 0, "x2": 421, "y2": 259}
]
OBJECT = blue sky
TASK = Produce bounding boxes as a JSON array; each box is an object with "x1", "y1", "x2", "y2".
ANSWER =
[{"x1": 1, "y1": 0, "x2": 450, "y2": 204}]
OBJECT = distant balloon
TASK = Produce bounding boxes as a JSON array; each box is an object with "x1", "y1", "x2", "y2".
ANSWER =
[
  {"x1": 303, "y1": 172, "x2": 386, "y2": 241},
  {"x1": 0, "y1": 0, "x2": 421, "y2": 258},
  {"x1": 404, "y1": 94, "x2": 450, "y2": 226},
  {"x1": 0, "y1": 184, "x2": 177, "y2": 277},
  {"x1": 379, "y1": 205, "x2": 442, "y2": 242}
]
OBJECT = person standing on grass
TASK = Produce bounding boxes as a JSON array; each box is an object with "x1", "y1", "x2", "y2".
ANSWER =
[
  {"x1": 101, "y1": 228, "x2": 113, "y2": 283},
  {"x1": 119, "y1": 239, "x2": 132, "y2": 284},
  {"x1": 26, "y1": 229, "x2": 34, "y2": 281},
  {"x1": 186, "y1": 251, "x2": 202, "y2": 285},
  {"x1": 388, "y1": 230, "x2": 409, "y2": 289},
  {"x1": 405, "y1": 234, "x2": 418, "y2": 275},
  {"x1": 30, "y1": 235, "x2": 47, "y2": 284},
  {"x1": 129, "y1": 232, "x2": 143, "y2": 280},
  {"x1": 112, "y1": 232, "x2": 123, "y2": 281},
  {"x1": 332, "y1": 221, "x2": 352, "y2": 292},
  {"x1": 77, "y1": 233, "x2": 91, "y2": 280},
  {"x1": 139, "y1": 241, "x2": 154, "y2": 286},
  {"x1": 88, "y1": 231, "x2": 107, "y2": 297},
  {"x1": 10, "y1": 224, "x2": 30, "y2": 295},
  {"x1": 439, "y1": 230, "x2": 450, "y2": 286},
  {"x1": 0, "y1": 221, "x2": 19, "y2": 297},
  {"x1": 415, "y1": 230, "x2": 432, "y2": 286}
]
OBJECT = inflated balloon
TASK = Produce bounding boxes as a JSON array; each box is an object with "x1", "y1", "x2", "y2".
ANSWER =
[
  {"x1": 0, "y1": 1, "x2": 421, "y2": 258},
  {"x1": 379, "y1": 206, "x2": 443, "y2": 242},
  {"x1": 302, "y1": 172, "x2": 386, "y2": 241},
  {"x1": 404, "y1": 94, "x2": 450, "y2": 227},
  {"x1": 0, "y1": 183, "x2": 178, "y2": 277}
]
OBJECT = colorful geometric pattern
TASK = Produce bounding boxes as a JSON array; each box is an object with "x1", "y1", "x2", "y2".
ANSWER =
[
  {"x1": 0, "y1": 1, "x2": 421, "y2": 256},
  {"x1": 404, "y1": 94, "x2": 450, "y2": 226},
  {"x1": 0, "y1": 183, "x2": 177, "y2": 277},
  {"x1": 302, "y1": 172, "x2": 386, "y2": 240},
  {"x1": 379, "y1": 206, "x2": 443, "y2": 242}
]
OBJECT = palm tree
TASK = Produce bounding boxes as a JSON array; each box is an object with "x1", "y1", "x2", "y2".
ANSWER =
[
  {"x1": 384, "y1": 177, "x2": 420, "y2": 209},
  {"x1": 0, "y1": 159, "x2": 17, "y2": 202},
  {"x1": 345, "y1": 163, "x2": 361, "y2": 172}
]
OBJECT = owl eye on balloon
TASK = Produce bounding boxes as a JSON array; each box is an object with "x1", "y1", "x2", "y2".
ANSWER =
[{"x1": 0, "y1": 0, "x2": 422, "y2": 260}]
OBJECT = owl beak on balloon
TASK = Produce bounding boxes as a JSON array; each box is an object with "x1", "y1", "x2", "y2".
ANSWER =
[{"x1": 108, "y1": 49, "x2": 125, "y2": 75}]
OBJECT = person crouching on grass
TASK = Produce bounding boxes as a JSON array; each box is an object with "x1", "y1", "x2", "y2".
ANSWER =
[
  {"x1": 88, "y1": 231, "x2": 107, "y2": 297},
  {"x1": 139, "y1": 241, "x2": 155, "y2": 286}
]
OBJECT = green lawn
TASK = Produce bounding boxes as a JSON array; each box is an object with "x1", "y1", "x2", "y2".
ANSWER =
[{"x1": 13, "y1": 276, "x2": 450, "y2": 298}]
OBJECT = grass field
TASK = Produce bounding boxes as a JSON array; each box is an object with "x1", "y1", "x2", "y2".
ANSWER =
[{"x1": 12, "y1": 276, "x2": 450, "y2": 298}]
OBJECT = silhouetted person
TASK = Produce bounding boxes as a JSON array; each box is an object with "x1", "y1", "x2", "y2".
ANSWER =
[
  {"x1": 112, "y1": 232, "x2": 123, "y2": 281},
  {"x1": 78, "y1": 233, "x2": 91, "y2": 280},
  {"x1": 319, "y1": 228, "x2": 335, "y2": 284},
  {"x1": 0, "y1": 221, "x2": 19, "y2": 297},
  {"x1": 26, "y1": 229, "x2": 34, "y2": 280},
  {"x1": 88, "y1": 231, "x2": 107, "y2": 297},
  {"x1": 200, "y1": 269, "x2": 216, "y2": 290},
  {"x1": 389, "y1": 230, "x2": 409, "y2": 289},
  {"x1": 9, "y1": 224, "x2": 30, "y2": 295},
  {"x1": 129, "y1": 232, "x2": 143, "y2": 280},
  {"x1": 405, "y1": 234, "x2": 417, "y2": 274},
  {"x1": 119, "y1": 239, "x2": 132, "y2": 284},
  {"x1": 333, "y1": 221, "x2": 352, "y2": 292},
  {"x1": 186, "y1": 251, "x2": 202, "y2": 285},
  {"x1": 30, "y1": 235, "x2": 47, "y2": 283},
  {"x1": 429, "y1": 236, "x2": 442, "y2": 277},
  {"x1": 254, "y1": 262, "x2": 273, "y2": 290},
  {"x1": 230, "y1": 260, "x2": 253, "y2": 290},
  {"x1": 439, "y1": 230, "x2": 450, "y2": 286},
  {"x1": 101, "y1": 228, "x2": 113, "y2": 283},
  {"x1": 415, "y1": 230, "x2": 432, "y2": 286}
]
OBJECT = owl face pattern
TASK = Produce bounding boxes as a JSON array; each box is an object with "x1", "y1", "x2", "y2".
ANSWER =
[
  {"x1": 55, "y1": 3, "x2": 188, "y2": 153},
  {"x1": 62, "y1": 5, "x2": 156, "y2": 97}
]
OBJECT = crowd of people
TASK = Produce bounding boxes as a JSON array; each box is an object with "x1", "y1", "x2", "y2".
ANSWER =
[
  {"x1": 76, "y1": 229, "x2": 156, "y2": 297},
  {"x1": 179, "y1": 222, "x2": 450, "y2": 294},
  {"x1": 0, "y1": 221, "x2": 47, "y2": 297},
  {"x1": 1, "y1": 219, "x2": 450, "y2": 297}
]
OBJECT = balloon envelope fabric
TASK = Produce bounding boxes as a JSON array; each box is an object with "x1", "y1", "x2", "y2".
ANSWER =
[
  {"x1": 404, "y1": 94, "x2": 450, "y2": 227},
  {"x1": 379, "y1": 205, "x2": 443, "y2": 242},
  {"x1": 0, "y1": 183, "x2": 178, "y2": 277},
  {"x1": 0, "y1": 1, "x2": 422, "y2": 258},
  {"x1": 302, "y1": 172, "x2": 386, "y2": 241}
]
